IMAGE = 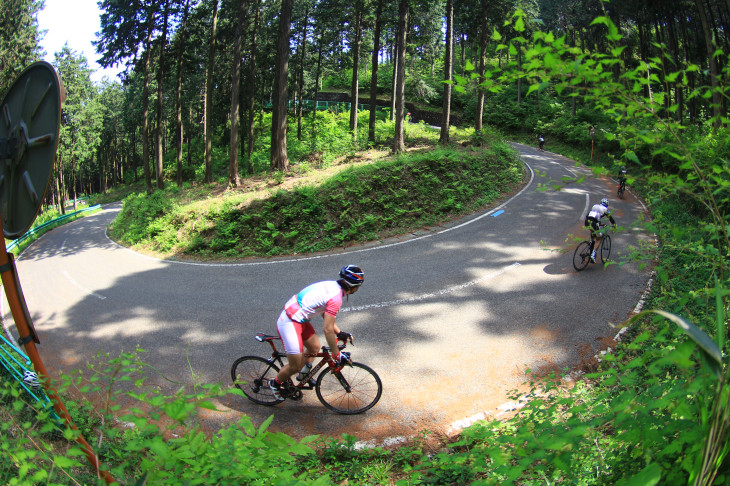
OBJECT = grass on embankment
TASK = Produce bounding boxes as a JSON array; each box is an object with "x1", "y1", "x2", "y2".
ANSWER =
[{"x1": 109, "y1": 143, "x2": 526, "y2": 260}]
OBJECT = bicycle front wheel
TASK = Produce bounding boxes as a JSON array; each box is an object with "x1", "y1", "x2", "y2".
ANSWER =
[
  {"x1": 231, "y1": 356, "x2": 283, "y2": 405},
  {"x1": 573, "y1": 241, "x2": 591, "y2": 271},
  {"x1": 315, "y1": 362, "x2": 382, "y2": 414},
  {"x1": 601, "y1": 234, "x2": 612, "y2": 263}
]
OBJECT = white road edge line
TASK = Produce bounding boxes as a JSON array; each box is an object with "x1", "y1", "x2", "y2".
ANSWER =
[{"x1": 62, "y1": 270, "x2": 106, "y2": 300}]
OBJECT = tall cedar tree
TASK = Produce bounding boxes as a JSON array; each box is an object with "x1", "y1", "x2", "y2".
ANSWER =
[
  {"x1": 204, "y1": 0, "x2": 219, "y2": 183},
  {"x1": 96, "y1": 0, "x2": 160, "y2": 193},
  {"x1": 295, "y1": 2, "x2": 311, "y2": 141},
  {"x1": 270, "y1": 0, "x2": 293, "y2": 171},
  {"x1": 246, "y1": 0, "x2": 261, "y2": 170},
  {"x1": 154, "y1": 0, "x2": 170, "y2": 190},
  {"x1": 175, "y1": 0, "x2": 190, "y2": 188},
  {"x1": 393, "y1": 0, "x2": 408, "y2": 153},
  {"x1": 229, "y1": 0, "x2": 249, "y2": 187},
  {"x1": 368, "y1": 0, "x2": 383, "y2": 144},
  {"x1": 0, "y1": 0, "x2": 43, "y2": 98},
  {"x1": 349, "y1": 0, "x2": 363, "y2": 141},
  {"x1": 475, "y1": 0, "x2": 487, "y2": 133},
  {"x1": 440, "y1": 0, "x2": 454, "y2": 144}
]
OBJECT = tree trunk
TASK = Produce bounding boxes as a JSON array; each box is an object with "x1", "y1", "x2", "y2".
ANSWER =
[
  {"x1": 368, "y1": 0, "x2": 383, "y2": 144},
  {"x1": 55, "y1": 169, "x2": 64, "y2": 215},
  {"x1": 392, "y1": 0, "x2": 408, "y2": 153},
  {"x1": 141, "y1": 15, "x2": 154, "y2": 194},
  {"x1": 516, "y1": 47, "x2": 522, "y2": 106},
  {"x1": 71, "y1": 154, "x2": 77, "y2": 212},
  {"x1": 666, "y1": 12, "x2": 683, "y2": 122},
  {"x1": 349, "y1": 0, "x2": 363, "y2": 141},
  {"x1": 155, "y1": 0, "x2": 169, "y2": 190},
  {"x1": 229, "y1": 0, "x2": 248, "y2": 188},
  {"x1": 390, "y1": 46, "x2": 397, "y2": 121},
  {"x1": 460, "y1": 34, "x2": 466, "y2": 76},
  {"x1": 312, "y1": 30, "x2": 323, "y2": 139},
  {"x1": 296, "y1": 4, "x2": 309, "y2": 141},
  {"x1": 132, "y1": 130, "x2": 138, "y2": 182},
  {"x1": 246, "y1": 0, "x2": 261, "y2": 171},
  {"x1": 440, "y1": 0, "x2": 453, "y2": 144},
  {"x1": 475, "y1": 0, "x2": 487, "y2": 133},
  {"x1": 204, "y1": 0, "x2": 219, "y2": 183},
  {"x1": 695, "y1": 0, "x2": 722, "y2": 131},
  {"x1": 270, "y1": 0, "x2": 293, "y2": 171},
  {"x1": 680, "y1": 12, "x2": 697, "y2": 124},
  {"x1": 176, "y1": 0, "x2": 190, "y2": 188},
  {"x1": 187, "y1": 105, "x2": 193, "y2": 170}
]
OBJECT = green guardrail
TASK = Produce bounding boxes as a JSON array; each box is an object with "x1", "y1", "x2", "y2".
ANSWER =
[
  {"x1": 0, "y1": 331, "x2": 59, "y2": 420},
  {"x1": 5, "y1": 204, "x2": 102, "y2": 253},
  {"x1": 263, "y1": 99, "x2": 391, "y2": 112}
]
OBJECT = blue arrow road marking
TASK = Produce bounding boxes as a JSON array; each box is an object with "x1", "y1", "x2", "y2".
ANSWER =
[{"x1": 492, "y1": 210, "x2": 505, "y2": 217}]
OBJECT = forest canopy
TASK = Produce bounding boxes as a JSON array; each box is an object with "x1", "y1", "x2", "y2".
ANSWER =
[{"x1": 3, "y1": 0, "x2": 729, "y2": 207}]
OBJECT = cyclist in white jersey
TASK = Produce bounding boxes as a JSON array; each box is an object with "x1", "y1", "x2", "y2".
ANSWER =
[
  {"x1": 269, "y1": 265, "x2": 364, "y2": 399},
  {"x1": 585, "y1": 198, "x2": 616, "y2": 262}
]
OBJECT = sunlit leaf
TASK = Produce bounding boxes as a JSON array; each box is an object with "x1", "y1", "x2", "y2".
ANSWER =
[{"x1": 514, "y1": 16, "x2": 525, "y2": 32}]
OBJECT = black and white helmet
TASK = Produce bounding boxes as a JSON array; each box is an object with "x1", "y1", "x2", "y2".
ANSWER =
[
  {"x1": 22, "y1": 370, "x2": 40, "y2": 389},
  {"x1": 601, "y1": 198, "x2": 609, "y2": 207},
  {"x1": 339, "y1": 265, "x2": 364, "y2": 289}
]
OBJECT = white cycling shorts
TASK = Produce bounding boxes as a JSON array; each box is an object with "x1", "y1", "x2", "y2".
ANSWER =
[{"x1": 276, "y1": 310, "x2": 316, "y2": 355}]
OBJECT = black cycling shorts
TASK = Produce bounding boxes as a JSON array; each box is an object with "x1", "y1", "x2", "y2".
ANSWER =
[{"x1": 585, "y1": 217, "x2": 600, "y2": 232}]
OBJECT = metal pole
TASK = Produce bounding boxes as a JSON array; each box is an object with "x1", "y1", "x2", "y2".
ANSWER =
[{"x1": 0, "y1": 217, "x2": 116, "y2": 484}]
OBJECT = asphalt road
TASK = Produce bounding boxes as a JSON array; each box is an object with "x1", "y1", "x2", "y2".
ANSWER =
[{"x1": 5, "y1": 143, "x2": 653, "y2": 443}]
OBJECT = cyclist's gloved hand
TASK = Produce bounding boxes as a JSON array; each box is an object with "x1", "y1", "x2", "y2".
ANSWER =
[
  {"x1": 335, "y1": 351, "x2": 351, "y2": 365},
  {"x1": 337, "y1": 331, "x2": 353, "y2": 343}
]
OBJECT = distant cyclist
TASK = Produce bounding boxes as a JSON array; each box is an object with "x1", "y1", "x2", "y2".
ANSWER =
[
  {"x1": 269, "y1": 265, "x2": 364, "y2": 400},
  {"x1": 537, "y1": 134, "x2": 545, "y2": 151},
  {"x1": 585, "y1": 198, "x2": 616, "y2": 263},
  {"x1": 617, "y1": 165, "x2": 628, "y2": 192}
]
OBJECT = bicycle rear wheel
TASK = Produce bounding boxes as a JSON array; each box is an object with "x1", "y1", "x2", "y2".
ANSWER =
[
  {"x1": 231, "y1": 356, "x2": 283, "y2": 405},
  {"x1": 573, "y1": 241, "x2": 591, "y2": 271},
  {"x1": 315, "y1": 362, "x2": 382, "y2": 414},
  {"x1": 601, "y1": 234, "x2": 612, "y2": 263},
  {"x1": 617, "y1": 185, "x2": 624, "y2": 199}
]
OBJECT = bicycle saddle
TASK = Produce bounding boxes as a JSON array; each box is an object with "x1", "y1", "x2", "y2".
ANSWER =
[{"x1": 255, "y1": 333, "x2": 280, "y2": 342}]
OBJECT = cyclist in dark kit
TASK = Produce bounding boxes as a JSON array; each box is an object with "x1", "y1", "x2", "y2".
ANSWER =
[{"x1": 585, "y1": 198, "x2": 616, "y2": 263}]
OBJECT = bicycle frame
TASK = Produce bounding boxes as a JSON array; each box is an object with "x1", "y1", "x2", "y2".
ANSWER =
[
  {"x1": 234, "y1": 332, "x2": 383, "y2": 413},
  {"x1": 255, "y1": 332, "x2": 347, "y2": 391}
]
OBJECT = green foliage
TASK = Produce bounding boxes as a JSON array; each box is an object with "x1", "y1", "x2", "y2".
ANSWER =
[
  {"x1": 111, "y1": 144, "x2": 524, "y2": 258},
  {"x1": 0, "y1": 0, "x2": 43, "y2": 99},
  {"x1": 0, "y1": 350, "x2": 327, "y2": 485},
  {"x1": 55, "y1": 45, "x2": 103, "y2": 187},
  {"x1": 110, "y1": 190, "x2": 179, "y2": 251}
]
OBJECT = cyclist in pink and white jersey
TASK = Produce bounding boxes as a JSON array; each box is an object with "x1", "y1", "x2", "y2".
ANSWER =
[{"x1": 269, "y1": 265, "x2": 364, "y2": 399}]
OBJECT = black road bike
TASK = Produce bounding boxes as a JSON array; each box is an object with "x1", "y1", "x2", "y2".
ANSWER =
[
  {"x1": 573, "y1": 225, "x2": 612, "y2": 271},
  {"x1": 231, "y1": 333, "x2": 382, "y2": 414}
]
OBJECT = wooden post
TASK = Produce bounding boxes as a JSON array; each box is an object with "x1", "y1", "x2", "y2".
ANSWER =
[{"x1": 590, "y1": 125, "x2": 595, "y2": 161}]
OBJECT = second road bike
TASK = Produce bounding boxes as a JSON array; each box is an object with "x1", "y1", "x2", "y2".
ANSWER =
[{"x1": 573, "y1": 225, "x2": 612, "y2": 271}]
